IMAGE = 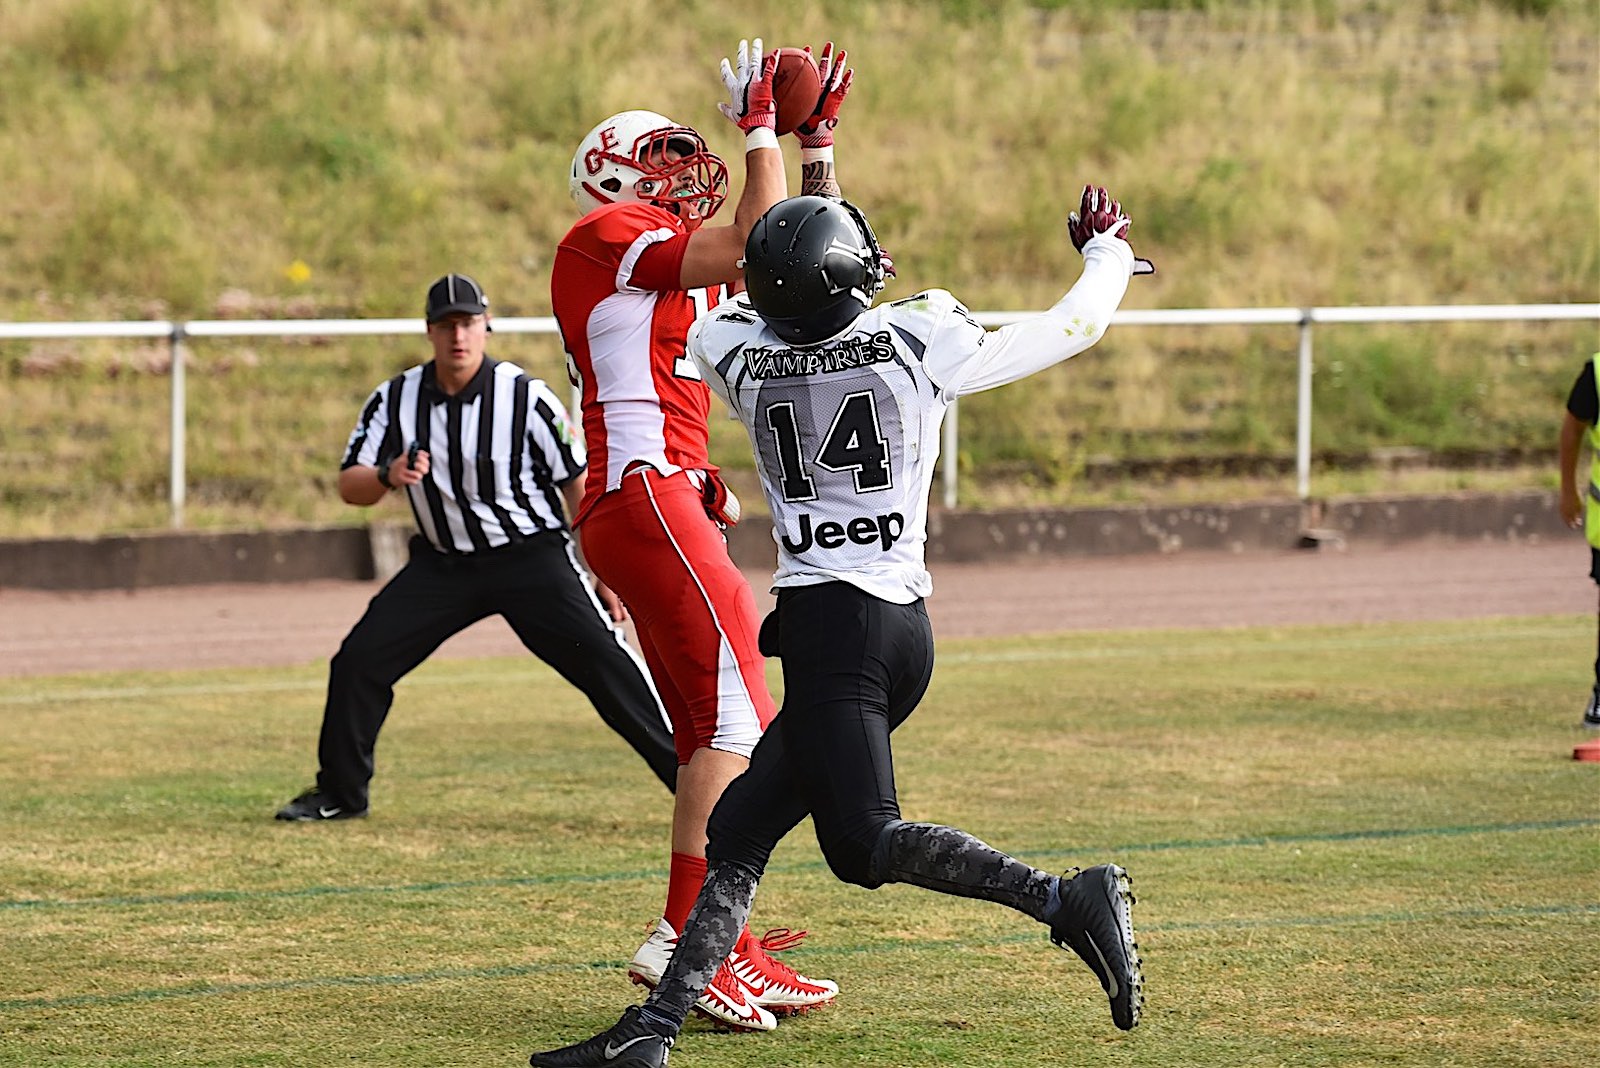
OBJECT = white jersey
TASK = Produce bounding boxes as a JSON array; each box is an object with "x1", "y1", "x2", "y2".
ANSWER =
[{"x1": 689, "y1": 233, "x2": 1136, "y2": 603}]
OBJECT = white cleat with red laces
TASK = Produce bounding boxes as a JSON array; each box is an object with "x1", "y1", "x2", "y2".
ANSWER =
[
  {"x1": 728, "y1": 928, "x2": 839, "y2": 1016},
  {"x1": 627, "y1": 918, "x2": 778, "y2": 1033}
]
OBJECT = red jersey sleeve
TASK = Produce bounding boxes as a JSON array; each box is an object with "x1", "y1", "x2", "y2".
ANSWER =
[{"x1": 561, "y1": 202, "x2": 691, "y2": 295}]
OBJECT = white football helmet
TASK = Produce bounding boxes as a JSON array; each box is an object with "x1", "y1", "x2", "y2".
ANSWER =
[{"x1": 569, "y1": 110, "x2": 730, "y2": 230}]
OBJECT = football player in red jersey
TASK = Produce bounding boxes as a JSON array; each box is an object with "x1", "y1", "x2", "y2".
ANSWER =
[{"x1": 548, "y1": 39, "x2": 851, "y2": 1031}]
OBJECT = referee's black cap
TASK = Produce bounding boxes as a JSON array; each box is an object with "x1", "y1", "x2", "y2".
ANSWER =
[{"x1": 425, "y1": 274, "x2": 490, "y2": 323}]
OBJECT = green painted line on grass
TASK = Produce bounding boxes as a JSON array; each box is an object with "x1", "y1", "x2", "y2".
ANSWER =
[
  {"x1": 1107, "y1": 817, "x2": 1600, "y2": 855},
  {"x1": 0, "y1": 959, "x2": 613, "y2": 1013},
  {"x1": 0, "y1": 867, "x2": 668, "y2": 911},
  {"x1": 4, "y1": 901, "x2": 1595, "y2": 1014},
  {"x1": 0, "y1": 620, "x2": 1580, "y2": 707},
  {"x1": 939, "y1": 621, "x2": 1581, "y2": 666},
  {"x1": 4, "y1": 818, "x2": 1593, "y2": 913}
]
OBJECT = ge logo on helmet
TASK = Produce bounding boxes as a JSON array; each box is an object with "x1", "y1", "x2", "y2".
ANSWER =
[{"x1": 583, "y1": 127, "x2": 620, "y2": 176}]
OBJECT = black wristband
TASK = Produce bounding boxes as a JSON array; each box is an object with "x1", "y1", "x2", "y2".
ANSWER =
[{"x1": 376, "y1": 462, "x2": 394, "y2": 490}]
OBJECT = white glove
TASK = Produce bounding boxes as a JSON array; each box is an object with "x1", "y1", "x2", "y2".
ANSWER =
[{"x1": 716, "y1": 38, "x2": 778, "y2": 134}]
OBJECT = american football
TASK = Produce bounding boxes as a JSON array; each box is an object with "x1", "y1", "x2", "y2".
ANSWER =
[{"x1": 771, "y1": 47, "x2": 822, "y2": 135}]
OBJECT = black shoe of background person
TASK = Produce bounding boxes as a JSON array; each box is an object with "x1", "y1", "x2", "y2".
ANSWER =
[
  {"x1": 1583, "y1": 686, "x2": 1600, "y2": 730},
  {"x1": 1048, "y1": 863, "x2": 1144, "y2": 1030},
  {"x1": 529, "y1": 1005, "x2": 673, "y2": 1067},
  {"x1": 274, "y1": 788, "x2": 368, "y2": 821}
]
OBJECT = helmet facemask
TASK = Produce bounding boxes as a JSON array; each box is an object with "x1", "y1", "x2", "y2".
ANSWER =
[
  {"x1": 630, "y1": 130, "x2": 730, "y2": 230},
  {"x1": 823, "y1": 198, "x2": 887, "y2": 308}
]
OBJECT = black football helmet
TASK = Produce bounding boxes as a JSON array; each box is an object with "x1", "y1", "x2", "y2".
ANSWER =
[{"x1": 742, "y1": 196, "x2": 888, "y2": 346}]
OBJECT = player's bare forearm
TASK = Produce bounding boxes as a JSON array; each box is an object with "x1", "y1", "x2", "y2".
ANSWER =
[
  {"x1": 731, "y1": 144, "x2": 787, "y2": 232},
  {"x1": 681, "y1": 146, "x2": 787, "y2": 288}
]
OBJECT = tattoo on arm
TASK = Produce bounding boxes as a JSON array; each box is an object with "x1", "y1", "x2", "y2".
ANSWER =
[{"x1": 801, "y1": 159, "x2": 840, "y2": 199}]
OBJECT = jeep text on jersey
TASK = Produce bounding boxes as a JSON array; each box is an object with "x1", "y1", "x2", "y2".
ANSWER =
[{"x1": 780, "y1": 511, "x2": 905, "y2": 555}]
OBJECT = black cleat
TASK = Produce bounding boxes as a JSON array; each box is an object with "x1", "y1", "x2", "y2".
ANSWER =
[
  {"x1": 1048, "y1": 864, "x2": 1144, "y2": 1030},
  {"x1": 274, "y1": 788, "x2": 367, "y2": 822},
  {"x1": 1583, "y1": 686, "x2": 1600, "y2": 730},
  {"x1": 529, "y1": 1006, "x2": 673, "y2": 1067}
]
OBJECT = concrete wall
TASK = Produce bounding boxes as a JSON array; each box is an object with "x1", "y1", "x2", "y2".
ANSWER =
[
  {"x1": 0, "y1": 490, "x2": 1575, "y2": 591},
  {"x1": 0, "y1": 527, "x2": 375, "y2": 591}
]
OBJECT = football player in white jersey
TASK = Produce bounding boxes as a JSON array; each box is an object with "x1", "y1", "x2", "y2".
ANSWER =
[{"x1": 529, "y1": 188, "x2": 1150, "y2": 1067}]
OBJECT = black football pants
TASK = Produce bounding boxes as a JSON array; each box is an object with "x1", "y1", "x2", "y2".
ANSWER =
[
  {"x1": 315, "y1": 533, "x2": 676, "y2": 807},
  {"x1": 705, "y1": 581, "x2": 934, "y2": 883},
  {"x1": 652, "y1": 581, "x2": 1061, "y2": 1029}
]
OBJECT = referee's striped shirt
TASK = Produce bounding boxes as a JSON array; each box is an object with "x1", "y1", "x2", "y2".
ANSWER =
[{"x1": 342, "y1": 357, "x2": 585, "y2": 555}]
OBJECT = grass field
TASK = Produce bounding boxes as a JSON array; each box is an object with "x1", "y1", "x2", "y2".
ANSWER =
[{"x1": 2, "y1": 618, "x2": 1597, "y2": 1067}]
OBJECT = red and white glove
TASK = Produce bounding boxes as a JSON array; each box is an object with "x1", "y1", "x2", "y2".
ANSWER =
[
  {"x1": 1067, "y1": 184, "x2": 1156, "y2": 276},
  {"x1": 696, "y1": 469, "x2": 742, "y2": 528},
  {"x1": 795, "y1": 42, "x2": 853, "y2": 149},
  {"x1": 718, "y1": 38, "x2": 778, "y2": 135}
]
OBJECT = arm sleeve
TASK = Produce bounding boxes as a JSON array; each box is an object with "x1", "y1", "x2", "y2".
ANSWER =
[
  {"x1": 581, "y1": 202, "x2": 691, "y2": 293},
  {"x1": 526, "y1": 379, "x2": 588, "y2": 484},
  {"x1": 340, "y1": 385, "x2": 392, "y2": 470},
  {"x1": 1567, "y1": 361, "x2": 1597, "y2": 425},
  {"x1": 630, "y1": 232, "x2": 693, "y2": 291},
  {"x1": 925, "y1": 233, "x2": 1135, "y2": 400}
]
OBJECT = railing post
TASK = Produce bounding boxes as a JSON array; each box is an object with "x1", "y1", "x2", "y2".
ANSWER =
[
  {"x1": 169, "y1": 324, "x2": 187, "y2": 528},
  {"x1": 942, "y1": 396, "x2": 959, "y2": 509},
  {"x1": 1296, "y1": 311, "x2": 1313, "y2": 502}
]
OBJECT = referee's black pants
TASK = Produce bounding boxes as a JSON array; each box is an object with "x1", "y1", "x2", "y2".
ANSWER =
[
  {"x1": 315, "y1": 532, "x2": 676, "y2": 808},
  {"x1": 705, "y1": 581, "x2": 935, "y2": 884}
]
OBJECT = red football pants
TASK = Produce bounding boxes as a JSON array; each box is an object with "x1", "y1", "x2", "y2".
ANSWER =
[{"x1": 578, "y1": 466, "x2": 776, "y2": 763}]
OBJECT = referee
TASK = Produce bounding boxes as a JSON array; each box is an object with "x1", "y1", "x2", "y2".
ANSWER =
[{"x1": 276, "y1": 273, "x2": 675, "y2": 821}]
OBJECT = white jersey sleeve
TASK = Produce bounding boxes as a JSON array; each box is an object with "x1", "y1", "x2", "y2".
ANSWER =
[{"x1": 922, "y1": 233, "x2": 1135, "y2": 399}]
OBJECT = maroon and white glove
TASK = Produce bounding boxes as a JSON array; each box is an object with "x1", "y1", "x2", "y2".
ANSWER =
[
  {"x1": 1067, "y1": 184, "x2": 1156, "y2": 276},
  {"x1": 718, "y1": 38, "x2": 778, "y2": 135},
  {"x1": 796, "y1": 42, "x2": 853, "y2": 149}
]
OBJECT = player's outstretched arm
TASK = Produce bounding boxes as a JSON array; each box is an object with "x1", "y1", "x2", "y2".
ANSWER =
[
  {"x1": 938, "y1": 184, "x2": 1150, "y2": 397},
  {"x1": 795, "y1": 42, "x2": 852, "y2": 199},
  {"x1": 680, "y1": 37, "x2": 785, "y2": 289}
]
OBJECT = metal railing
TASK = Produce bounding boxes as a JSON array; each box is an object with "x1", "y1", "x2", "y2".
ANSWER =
[{"x1": 3, "y1": 304, "x2": 1596, "y2": 527}]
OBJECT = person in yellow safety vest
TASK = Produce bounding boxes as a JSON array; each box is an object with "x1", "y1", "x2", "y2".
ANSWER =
[{"x1": 1557, "y1": 350, "x2": 1600, "y2": 730}]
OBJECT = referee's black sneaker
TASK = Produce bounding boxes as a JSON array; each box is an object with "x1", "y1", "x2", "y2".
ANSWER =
[
  {"x1": 529, "y1": 1005, "x2": 673, "y2": 1067},
  {"x1": 274, "y1": 788, "x2": 367, "y2": 822},
  {"x1": 1047, "y1": 863, "x2": 1144, "y2": 1030}
]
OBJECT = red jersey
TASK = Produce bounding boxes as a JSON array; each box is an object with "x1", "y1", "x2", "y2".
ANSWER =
[{"x1": 552, "y1": 201, "x2": 726, "y2": 524}]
